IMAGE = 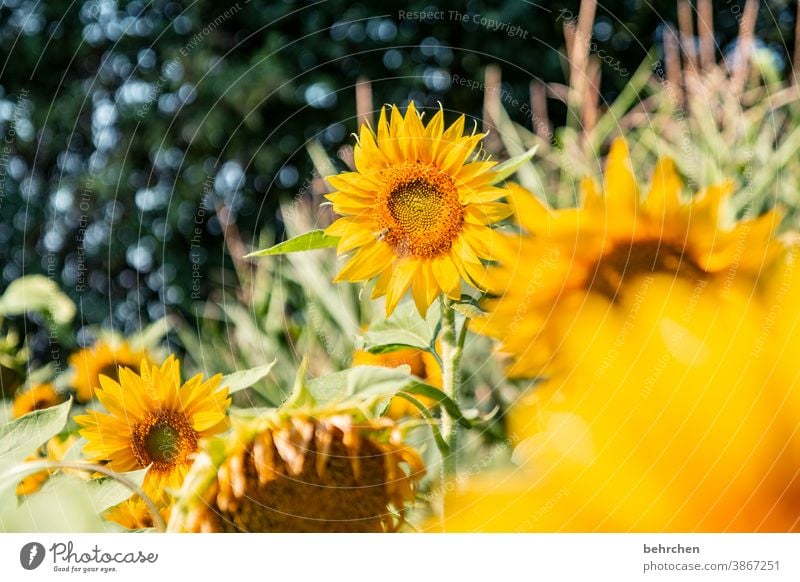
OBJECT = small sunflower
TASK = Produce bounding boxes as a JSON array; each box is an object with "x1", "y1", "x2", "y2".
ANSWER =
[
  {"x1": 481, "y1": 138, "x2": 782, "y2": 377},
  {"x1": 351, "y1": 348, "x2": 442, "y2": 417},
  {"x1": 172, "y1": 412, "x2": 425, "y2": 532},
  {"x1": 75, "y1": 356, "x2": 230, "y2": 500},
  {"x1": 325, "y1": 102, "x2": 511, "y2": 316},
  {"x1": 105, "y1": 498, "x2": 167, "y2": 531},
  {"x1": 12, "y1": 383, "x2": 63, "y2": 418},
  {"x1": 69, "y1": 340, "x2": 149, "y2": 402}
]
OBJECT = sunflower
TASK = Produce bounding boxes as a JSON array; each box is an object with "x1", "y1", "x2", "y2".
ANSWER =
[
  {"x1": 351, "y1": 348, "x2": 442, "y2": 417},
  {"x1": 481, "y1": 138, "x2": 782, "y2": 377},
  {"x1": 105, "y1": 498, "x2": 167, "y2": 531},
  {"x1": 69, "y1": 340, "x2": 149, "y2": 402},
  {"x1": 325, "y1": 102, "x2": 511, "y2": 316},
  {"x1": 171, "y1": 411, "x2": 425, "y2": 532},
  {"x1": 75, "y1": 356, "x2": 230, "y2": 500},
  {"x1": 12, "y1": 383, "x2": 63, "y2": 418},
  {"x1": 431, "y1": 267, "x2": 800, "y2": 532}
]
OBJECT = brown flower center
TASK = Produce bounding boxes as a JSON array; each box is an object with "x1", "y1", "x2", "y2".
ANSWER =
[
  {"x1": 375, "y1": 162, "x2": 463, "y2": 258},
  {"x1": 589, "y1": 239, "x2": 705, "y2": 300},
  {"x1": 131, "y1": 409, "x2": 197, "y2": 472}
]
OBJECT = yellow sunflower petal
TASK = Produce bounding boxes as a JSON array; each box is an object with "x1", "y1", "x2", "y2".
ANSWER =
[
  {"x1": 603, "y1": 138, "x2": 639, "y2": 210},
  {"x1": 385, "y1": 259, "x2": 419, "y2": 315},
  {"x1": 411, "y1": 262, "x2": 440, "y2": 315},
  {"x1": 644, "y1": 157, "x2": 682, "y2": 219},
  {"x1": 334, "y1": 242, "x2": 394, "y2": 282},
  {"x1": 464, "y1": 201, "x2": 512, "y2": 225},
  {"x1": 431, "y1": 254, "x2": 461, "y2": 300}
]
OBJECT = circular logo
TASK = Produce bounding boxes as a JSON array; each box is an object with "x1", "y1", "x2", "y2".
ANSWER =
[{"x1": 19, "y1": 542, "x2": 45, "y2": 570}]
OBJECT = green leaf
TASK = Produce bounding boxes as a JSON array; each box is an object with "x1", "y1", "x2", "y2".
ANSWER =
[
  {"x1": 219, "y1": 361, "x2": 277, "y2": 394},
  {"x1": 246, "y1": 230, "x2": 339, "y2": 257},
  {"x1": 402, "y1": 381, "x2": 472, "y2": 429},
  {"x1": 0, "y1": 475, "x2": 108, "y2": 533},
  {"x1": 131, "y1": 316, "x2": 172, "y2": 350},
  {"x1": 358, "y1": 301, "x2": 439, "y2": 353},
  {"x1": 0, "y1": 275, "x2": 76, "y2": 325},
  {"x1": 451, "y1": 302, "x2": 487, "y2": 319},
  {"x1": 0, "y1": 399, "x2": 71, "y2": 472},
  {"x1": 83, "y1": 467, "x2": 148, "y2": 512},
  {"x1": 306, "y1": 365, "x2": 414, "y2": 408},
  {"x1": 488, "y1": 145, "x2": 539, "y2": 185}
]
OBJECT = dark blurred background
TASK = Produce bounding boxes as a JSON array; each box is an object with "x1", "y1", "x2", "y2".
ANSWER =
[{"x1": 0, "y1": 0, "x2": 795, "y2": 361}]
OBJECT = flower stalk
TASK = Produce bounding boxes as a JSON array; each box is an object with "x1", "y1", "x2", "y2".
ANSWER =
[{"x1": 439, "y1": 295, "x2": 463, "y2": 478}]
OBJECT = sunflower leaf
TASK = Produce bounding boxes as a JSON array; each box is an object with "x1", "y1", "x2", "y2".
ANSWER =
[
  {"x1": 82, "y1": 467, "x2": 149, "y2": 512},
  {"x1": 451, "y1": 302, "x2": 487, "y2": 319},
  {"x1": 358, "y1": 301, "x2": 439, "y2": 353},
  {"x1": 0, "y1": 399, "x2": 72, "y2": 473},
  {"x1": 401, "y1": 381, "x2": 472, "y2": 429},
  {"x1": 0, "y1": 275, "x2": 76, "y2": 325},
  {"x1": 0, "y1": 474, "x2": 109, "y2": 532},
  {"x1": 307, "y1": 365, "x2": 414, "y2": 408},
  {"x1": 219, "y1": 360, "x2": 277, "y2": 394},
  {"x1": 488, "y1": 145, "x2": 539, "y2": 185},
  {"x1": 245, "y1": 230, "x2": 339, "y2": 257}
]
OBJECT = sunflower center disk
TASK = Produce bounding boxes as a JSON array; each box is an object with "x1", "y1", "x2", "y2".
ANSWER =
[
  {"x1": 132, "y1": 409, "x2": 198, "y2": 470},
  {"x1": 590, "y1": 239, "x2": 705, "y2": 300},
  {"x1": 376, "y1": 162, "x2": 463, "y2": 259}
]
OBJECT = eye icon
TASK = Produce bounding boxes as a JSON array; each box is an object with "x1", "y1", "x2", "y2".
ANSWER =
[{"x1": 20, "y1": 542, "x2": 45, "y2": 570}]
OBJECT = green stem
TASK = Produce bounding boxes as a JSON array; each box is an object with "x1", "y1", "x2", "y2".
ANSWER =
[{"x1": 439, "y1": 296, "x2": 463, "y2": 478}]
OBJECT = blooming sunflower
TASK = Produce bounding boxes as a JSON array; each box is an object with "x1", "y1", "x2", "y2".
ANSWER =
[
  {"x1": 325, "y1": 102, "x2": 511, "y2": 316},
  {"x1": 481, "y1": 138, "x2": 782, "y2": 377},
  {"x1": 75, "y1": 356, "x2": 230, "y2": 500},
  {"x1": 105, "y1": 498, "x2": 168, "y2": 531},
  {"x1": 12, "y1": 383, "x2": 63, "y2": 418},
  {"x1": 171, "y1": 411, "x2": 425, "y2": 532},
  {"x1": 69, "y1": 340, "x2": 149, "y2": 402},
  {"x1": 430, "y1": 269, "x2": 800, "y2": 532},
  {"x1": 351, "y1": 348, "x2": 442, "y2": 417}
]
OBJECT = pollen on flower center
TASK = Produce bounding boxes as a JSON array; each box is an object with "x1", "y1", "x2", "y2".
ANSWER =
[
  {"x1": 590, "y1": 239, "x2": 705, "y2": 300},
  {"x1": 132, "y1": 409, "x2": 198, "y2": 471},
  {"x1": 375, "y1": 162, "x2": 463, "y2": 258}
]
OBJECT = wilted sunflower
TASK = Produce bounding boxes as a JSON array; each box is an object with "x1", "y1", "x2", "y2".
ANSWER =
[
  {"x1": 12, "y1": 383, "x2": 62, "y2": 418},
  {"x1": 325, "y1": 102, "x2": 511, "y2": 316},
  {"x1": 69, "y1": 340, "x2": 149, "y2": 402},
  {"x1": 75, "y1": 356, "x2": 230, "y2": 499},
  {"x1": 171, "y1": 411, "x2": 425, "y2": 532},
  {"x1": 481, "y1": 139, "x2": 782, "y2": 377},
  {"x1": 431, "y1": 265, "x2": 800, "y2": 532},
  {"x1": 351, "y1": 348, "x2": 442, "y2": 417}
]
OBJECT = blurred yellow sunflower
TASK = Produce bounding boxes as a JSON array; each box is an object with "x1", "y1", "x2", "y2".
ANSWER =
[
  {"x1": 69, "y1": 340, "x2": 149, "y2": 402},
  {"x1": 481, "y1": 138, "x2": 782, "y2": 377},
  {"x1": 12, "y1": 383, "x2": 63, "y2": 418},
  {"x1": 171, "y1": 411, "x2": 425, "y2": 532},
  {"x1": 325, "y1": 102, "x2": 511, "y2": 316},
  {"x1": 431, "y1": 268, "x2": 800, "y2": 532},
  {"x1": 351, "y1": 348, "x2": 442, "y2": 417},
  {"x1": 75, "y1": 356, "x2": 230, "y2": 499}
]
